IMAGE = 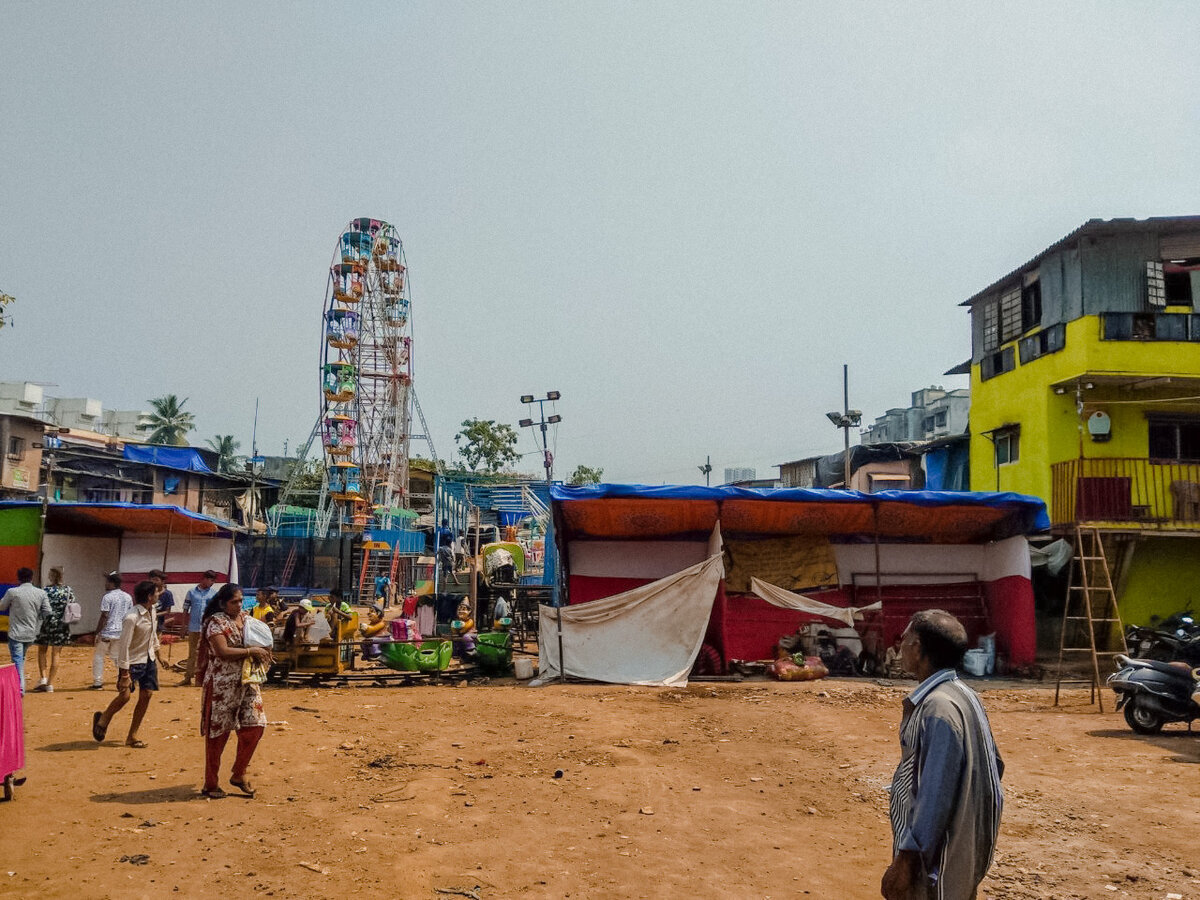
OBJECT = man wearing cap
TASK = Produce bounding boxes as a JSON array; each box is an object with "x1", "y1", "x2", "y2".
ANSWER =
[
  {"x1": 92, "y1": 572, "x2": 132, "y2": 690},
  {"x1": 282, "y1": 599, "x2": 315, "y2": 647},
  {"x1": 180, "y1": 570, "x2": 218, "y2": 686}
]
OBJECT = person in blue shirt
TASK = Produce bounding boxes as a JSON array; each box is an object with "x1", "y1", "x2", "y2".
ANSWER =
[
  {"x1": 435, "y1": 519, "x2": 459, "y2": 584},
  {"x1": 149, "y1": 569, "x2": 175, "y2": 634},
  {"x1": 180, "y1": 570, "x2": 218, "y2": 686}
]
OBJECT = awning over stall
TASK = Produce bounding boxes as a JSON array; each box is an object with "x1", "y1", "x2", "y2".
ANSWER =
[
  {"x1": 552, "y1": 484, "x2": 1049, "y2": 544},
  {"x1": 0, "y1": 501, "x2": 237, "y2": 537}
]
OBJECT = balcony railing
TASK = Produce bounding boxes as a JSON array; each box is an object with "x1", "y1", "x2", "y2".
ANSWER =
[{"x1": 1050, "y1": 457, "x2": 1200, "y2": 530}]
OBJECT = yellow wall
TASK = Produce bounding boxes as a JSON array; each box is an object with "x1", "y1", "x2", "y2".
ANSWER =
[
  {"x1": 969, "y1": 315, "x2": 1200, "y2": 501},
  {"x1": 1118, "y1": 537, "x2": 1200, "y2": 627}
]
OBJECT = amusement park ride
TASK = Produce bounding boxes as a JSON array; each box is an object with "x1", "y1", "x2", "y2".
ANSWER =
[{"x1": 271, "y1": 217, "x2": 439, "y2": 537}]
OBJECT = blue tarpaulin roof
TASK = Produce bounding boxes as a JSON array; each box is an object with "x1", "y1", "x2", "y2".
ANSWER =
[
  {"x1": 123, "y1": 445, "x2": 215, "y2": 474},
  {"x1": 551, "y1": 483, "x2": 1049, "y2": 544}
]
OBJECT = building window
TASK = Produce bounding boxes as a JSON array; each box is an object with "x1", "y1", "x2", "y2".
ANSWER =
[
  {"x1": 980, "y1": 346, "x2": 1016, "y2": 381},
  {"x1": 935, "y1": 410, "x2": 947, "y2": 427},
  {"x1": 1147, "y1": 261, "x2": 1167, "y2": 307},
  {"x1": 1018, "y1": 323, "x2": 1067, "y2": 363},
  {"x1": 982, "y1": 301, "x2": 999, "y2": 352},
  {"x1": 994, "y1": 426, "x2": 1020, "y2": 466},
  {"x1": 1149, "y1": 416, "x2": 1200, "y2": 461},
  {"x1": 1103, "y1": 312, "x2": 1198, "y2": 341},
  {"x1": 1021, "y1": 275, "x2": 1042, "y2": 332},
  {"x1": 6, "y1": 436, "x2": 25, "y2": 462},
  {"x1": 1000, "y1": 287, "x2": 1023, "y2": 342},
  {"x1": 1149, "y1": 259, "x2": 1200, "y2": 307}
]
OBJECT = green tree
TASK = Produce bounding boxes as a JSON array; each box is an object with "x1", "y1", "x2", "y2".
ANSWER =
[
  {"x1": 287, "y1": 457, "x2": 327, "y2": 509},
  {"x1": 455, "y1": 418, "x2": 520, "y2": 474},
  {"x1": 139, "y1": 394, "x2": 196, "y2": 445},
  {"x1": 568, "y1": 464, "x2": 604, "y2": 485},
  {"x1": 206, "y1": 434, "x2": 243, "y2": 474}
]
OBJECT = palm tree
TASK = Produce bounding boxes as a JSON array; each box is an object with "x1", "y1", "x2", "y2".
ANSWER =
[
  {"x1": 206, "y1": 434, "x2": 243, "y2": 474},
  {"x1": 139, "y1": 395, "x2": 196, "y2": 446}
]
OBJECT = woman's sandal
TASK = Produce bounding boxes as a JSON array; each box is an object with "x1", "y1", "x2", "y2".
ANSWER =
[
  {"x1": 92, "y1": 711, "x2": 107, "y2": 743},
  {"x1": 229, "y1": 778, "x2": 256, "y2": 799},
  {"x1": 201, "y1": 787, "x2": 227, "y2": 799},
  {"x1": 126, "y1": 739, "x2": 148, "y2": 749}
]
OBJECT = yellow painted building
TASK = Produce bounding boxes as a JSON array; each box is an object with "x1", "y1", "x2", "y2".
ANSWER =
[{"x1": 961, "y1": 217, "x2": 1200, "y2": 625}]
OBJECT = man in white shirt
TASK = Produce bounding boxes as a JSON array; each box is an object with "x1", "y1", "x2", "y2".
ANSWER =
[
  {"x1": 91, "y1": 573, "x2": 132, "y2": 690},
  {"x1": 92, "y1": 579, "x2": 159, "y2": 748}
]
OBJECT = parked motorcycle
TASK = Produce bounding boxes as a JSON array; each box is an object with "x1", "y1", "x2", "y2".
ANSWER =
[
  {"x1": 1108, "y1": 654, "x2": 1200, "y2": 734},
  {"x1": 1124, "y1": 622, "x2": 1200, "y2": 667}
]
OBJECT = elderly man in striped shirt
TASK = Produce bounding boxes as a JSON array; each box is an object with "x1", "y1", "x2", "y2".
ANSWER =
[{"x1": 882, "y1": 610, "x2": 1004, "y2": 900}]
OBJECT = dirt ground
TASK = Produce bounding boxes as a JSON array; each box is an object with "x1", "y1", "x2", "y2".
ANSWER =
[{"x1": 2, "y1": 646, "x2": 1198, "y2": 900}]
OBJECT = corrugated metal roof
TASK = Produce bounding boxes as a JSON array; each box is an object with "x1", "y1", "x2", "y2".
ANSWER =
[{"x1": 960, "y1": 216, "x2": 1200, "y2": 307}]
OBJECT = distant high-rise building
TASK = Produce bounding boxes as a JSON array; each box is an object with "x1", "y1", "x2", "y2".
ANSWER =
[{"x1": 724, "y1": 466, "x2": 755, "y2": 484}]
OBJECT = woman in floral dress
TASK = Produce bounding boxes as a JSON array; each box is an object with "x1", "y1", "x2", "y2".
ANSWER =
[
  {"x1": 197, "y1": 583, "x2": 271, "y2": 799},
  {"x1": 34, "y1": 567, "x2": 73, "y2": 692}
]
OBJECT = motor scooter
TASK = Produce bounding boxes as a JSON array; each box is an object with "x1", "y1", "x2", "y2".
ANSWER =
[{"x1": 1107, "y1": 654, "x2": 1200, "y2": 735}]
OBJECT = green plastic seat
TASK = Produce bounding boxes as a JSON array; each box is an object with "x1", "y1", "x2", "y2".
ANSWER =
[
  {"x1": 380, "y1": 642, "x2": 421, "y2": 672},
  {"x1": 415, "y1": 640, "x2": 453, "y2": 672},
  {"x1": 476, "y1": 631, "x2": 513, "y2": 674}
]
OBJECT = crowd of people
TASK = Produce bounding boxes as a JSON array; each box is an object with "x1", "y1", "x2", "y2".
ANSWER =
[
  {"x1": 0, "y1": 569, "x2": 343, "y2": 801},
  {"x1": 2, "y1": 567, "x2": 1006, "y2": 897}
]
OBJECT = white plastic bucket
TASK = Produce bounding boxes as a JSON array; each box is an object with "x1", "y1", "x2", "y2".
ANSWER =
[
  {"x1": 513, "y1": 657, "x2": 535, "y2": 680},
  {"x1": 962, "y1": 649, "x2": 988, "y2": 677}
]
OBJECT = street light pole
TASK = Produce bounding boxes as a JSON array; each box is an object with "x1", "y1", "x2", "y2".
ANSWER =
[
  {"x1": 519, "y1": 391, "x2": 562, "y2": 484},
  {"x1": 842, "y1": 365, "x2": 851, "y2": 488},
  {"x1": 825, "y1": 364, "x2": 863, "y2": 490}
]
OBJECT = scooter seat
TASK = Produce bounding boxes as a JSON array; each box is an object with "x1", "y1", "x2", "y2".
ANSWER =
[{"x1": 1117, "y1": 655, "x2": 1196, "y2": 680}]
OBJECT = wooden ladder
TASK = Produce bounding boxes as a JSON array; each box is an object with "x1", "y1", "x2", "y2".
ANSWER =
[{"x1": 1054, "y1": 525, "x2": 1128, "y2": 712}]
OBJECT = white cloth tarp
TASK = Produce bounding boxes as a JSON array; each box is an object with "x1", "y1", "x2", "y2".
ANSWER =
[
  {"x1": 539, "y1": 552, "x2": 725, "y2": 687},
  {"x1": 749, "y1": 576, "x2": 881, "y2": 627}
]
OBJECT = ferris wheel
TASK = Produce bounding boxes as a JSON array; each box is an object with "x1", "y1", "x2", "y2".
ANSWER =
[{"x1": 316, "y1": 217, "x2": 413, "y2": 533}]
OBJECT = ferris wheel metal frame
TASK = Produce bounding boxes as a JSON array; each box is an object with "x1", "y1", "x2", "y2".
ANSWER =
[{"x1": 314, "y1": 217, "x2": 414, "y2": 535}]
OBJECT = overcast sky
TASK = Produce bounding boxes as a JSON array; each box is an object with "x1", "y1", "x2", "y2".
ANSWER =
[{"x1": 3, "y1": 2, "x2": 1199, "y2": 484}]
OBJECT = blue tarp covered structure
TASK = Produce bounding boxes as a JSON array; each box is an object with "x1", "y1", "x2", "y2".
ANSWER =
[{"x1": 123, "y1": 445, "x2": 215, "y2": 474}]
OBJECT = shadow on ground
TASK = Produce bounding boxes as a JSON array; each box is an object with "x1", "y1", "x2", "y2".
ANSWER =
[
  {"x1": 90, "y1": 784, "x2": 203, "y2": 804},
  {"x1": 1086, "y1": 728, "x2": 1200, "y2": 764}
]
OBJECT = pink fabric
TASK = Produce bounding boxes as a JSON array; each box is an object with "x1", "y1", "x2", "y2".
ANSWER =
[{"x1": 0, "y1": 664, "x2": 24, "y2": 777}]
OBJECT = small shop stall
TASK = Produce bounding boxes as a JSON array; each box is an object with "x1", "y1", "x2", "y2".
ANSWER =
[{"x1": 543, "y1": 484, "x2": 1048, "y2": 685}]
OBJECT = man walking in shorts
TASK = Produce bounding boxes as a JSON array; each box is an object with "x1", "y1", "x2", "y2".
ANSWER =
[
  {"x1": 92, "y1": 580, "x2": 160, "y2": 748},
  {"x1": 92, "y1": 572, "x2": 132, "y2": 690}
]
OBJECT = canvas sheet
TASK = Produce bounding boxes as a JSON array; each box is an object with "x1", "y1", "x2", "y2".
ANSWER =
[
  {"x1": 539, "y1": 552, "x2": 724, "y2": 687},
  {"x1": 723, "y1": 534, "x2": 838, "y2": 593},
  {"x1": 749, "y1": 577, "x2": 881, "y2": 627}
]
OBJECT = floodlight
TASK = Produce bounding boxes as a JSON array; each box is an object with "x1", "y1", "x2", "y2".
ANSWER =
[
  {"x1": 546, "y1": 390, "x2": 561, "y2": 401},
  {"x1": 826, "y1": 411, "x2": 844, "y2": 426},
  {"x1": 520, "y1": 395, "x2": 535, "y2": 404},
  {"x1": 519, "y1": 418, "x2": 533, "y2": 428},
  {"x1": 547, "y1": 414, "x2": 561, "y2": 424}
]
